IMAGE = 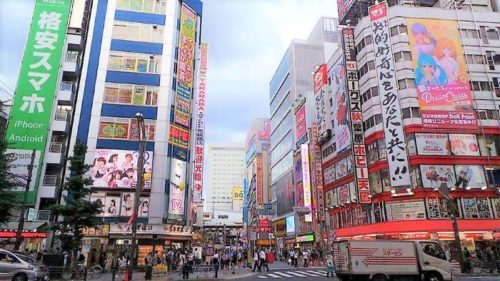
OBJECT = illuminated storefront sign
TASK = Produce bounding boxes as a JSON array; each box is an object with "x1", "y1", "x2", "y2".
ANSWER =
[
  {"x1": 301, "y1": 144, "x2": 313, "y2": 222},
  {"x1": 369, "y1": 2, "x2": 411, "y2": 189},
  {"x1": 296, "y1": 234, "x2": 314, "y2": 242}
]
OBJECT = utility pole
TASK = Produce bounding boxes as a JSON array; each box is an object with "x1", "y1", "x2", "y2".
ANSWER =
[
  {"x1": 14, "y1": 149, "x2": 36, "y2": 251},
  {"x1": 448, "y1": 198, "x2": 465, "y2": 273},
  {"x1": 128, "y1": 113, "x2": 146, "y2": 280}
]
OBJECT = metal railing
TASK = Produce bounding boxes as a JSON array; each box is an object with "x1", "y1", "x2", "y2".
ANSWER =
[
  {"x1": 49, "y1": 142, "x2": 65, "y2": 153},
  {"x1": 55, "y1": 111, "x2": 71, "y2": 121},
  {"x1": 43, "y1": 175, "x2": 60, "y2": 186}
]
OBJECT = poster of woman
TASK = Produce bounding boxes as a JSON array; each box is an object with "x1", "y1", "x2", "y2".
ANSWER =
[{"x1": 407, "y1": 18, "x2": 477, "y2": 128}]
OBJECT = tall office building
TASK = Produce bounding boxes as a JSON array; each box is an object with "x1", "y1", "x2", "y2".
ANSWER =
[
  {"x1": 269, "y1": 17, "x2": 339, "y2": 250},
  {"x1": 67, "y1": 0, "x2": 204, "y2": 256},
  {"x1": 319, "y1": 0, "x2": 500, "y2": 252},
  {"x1": 2, "y1": 0, "x2": 93, "y2": 250},
  {"x1": 205, "y1": 144, "x2": 246, "y2": 212}
]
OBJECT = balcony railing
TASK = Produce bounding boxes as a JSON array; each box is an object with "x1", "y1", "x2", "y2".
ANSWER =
[
  {"x1": 49, "y1": 142, "x2": 65, "y2": 153},
  {"x1": 43, "y1": 175, "x2": 60, "y2": 186},
  {"x1": 37, "y1": 210, "x2": 51, "y2": 221}
]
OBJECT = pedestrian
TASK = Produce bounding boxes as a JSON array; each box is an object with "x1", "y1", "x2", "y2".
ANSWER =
[
  {"x1": 294, "y1": 250, "x2": 299, "y2": 267},
  {"x1": 252, "y1": 250, "x2": 260, "y2": 272},
  {"x1": 212, "y1": 251, "x2": 220, "y2": 278},
  {"x1": 118, "y1": 253, "x2": 127, "y2": 277},
  {"x1": 326, "y1": 254, "x2": 334, "y2": 277},
  {"x1": 463, "y1": 247, "x2": 471, "y2": 273},
  {"x1": 259, "y1": 248, "x2": 269, "y2": 271},
  {"x1": 145, "y1": 252, "x2": 154, "y2": 280},
  {"x1": 111, "y1": 254, "x2": 119, "y2": 281},
  {"x1": 303, "y1": 250, "x2": 309, "y2": 267},
  {"x1": 289, "y1": 249, "x2": 295, "y2": 266},
  {"x1": 231, "y1": 250, "x2": 238, "y2": 274}
]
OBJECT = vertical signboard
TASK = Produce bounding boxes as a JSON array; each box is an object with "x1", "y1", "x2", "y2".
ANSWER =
[
  {"x1": 192, "y1": 43, "x2": 208, "y2": 203},
  {"x1": 407, "y1": 18, "x2": 477, "y2": 129},
  {"x1": 5, "y1": 0, "x2": 72, "y2": 203},
  {"x1": 168, "y1": 158, "x2": 187, "y2": 219},
  {"x1": 300, "y1": 144, "x2": 313, "y2": 222},
  {"x1": 369, "y1": 2, "x2": 411, "y2": 189},
  {"x1": 294, "y1": 103, "x2": 308, "y2": 147},
  {"x1": 341, "y1": 28, "x2": 371, "y2": 203},
  {"x1": 310, "y1": 123, "x2": 325, "y2": 221},
  {"x1": 331, "y1": 59, "x2": 352, "y2": 153},
  {"x1": 243, "y1": 178, "x2": 249, "y2": 224},
  {"x1": 256, "y1": 156, "x2": 263, "y2": 204},
  {"x1": 314, "y1": 64, "x2": 331, "y2": 142}
]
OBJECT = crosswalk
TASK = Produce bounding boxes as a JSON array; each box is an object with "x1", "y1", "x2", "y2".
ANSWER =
[{"x1": 257, "y1": 269, "x2": 332, "y2": 279}]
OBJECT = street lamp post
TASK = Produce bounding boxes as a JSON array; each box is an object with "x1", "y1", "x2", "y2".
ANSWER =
[{"x1": 128, "y1": 112, "x2": 146, "y2": 280}]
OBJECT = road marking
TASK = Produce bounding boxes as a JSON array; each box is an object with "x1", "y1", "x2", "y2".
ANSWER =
[
  {"x1": 274, "y1": 271, "x2": 294, "y2": 277},
  {"x1": 257, "y1": 276, "x2": 268, "y2": 279},
  {"x1": 296, "y1": 270, "x2": 321, "y2": 276},
  {"x1": 267, "y1": 273, "x2": 282, "y2": 278},
  {"x1": 286, "y1": 271, "x2": 307, "y2": 277},
  {"x1": 317, "y1": 270, "x2": 328, "y2": 274},
  {"x1": 306, "y1": 270, "x2": 325, "y2": 275}
]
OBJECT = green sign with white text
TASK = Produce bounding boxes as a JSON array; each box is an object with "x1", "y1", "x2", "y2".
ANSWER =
[{"x1": 5, "y1": 0, "x2": 72, "y2": 204}]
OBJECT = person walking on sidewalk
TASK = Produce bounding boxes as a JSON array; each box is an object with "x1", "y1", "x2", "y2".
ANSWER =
[
  {"x1": 294, "y1": 250, "x2": 299, "y2": 267},
  {"x1": 213, "y1": 251, "x2": 220, "y2": 278},
  {"x1": 259, "y1": 248, "x2": 269, "y2": 272},
  {"x1": 110, "y1": 254, "x2": 119, "y2": 281},
  {"x1": 303, "y1": 250, "x2": 309, "y2": 267},
  {"x1": 144, "y1": 252, "x2": 154, "y2": 280},
  {"x1": 326, "y1": 254, "x2": 334, "y2": 277},
  {"x1": 252, "y1": 250, "x2": 261, "y2": 272}
]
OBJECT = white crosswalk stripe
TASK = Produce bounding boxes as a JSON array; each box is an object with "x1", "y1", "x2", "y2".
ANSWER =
[
  {"x1": 296, "y1": 270, "x2": 322, "y2": 276},
  {"x1": 306, "y1": 270, "x2": 325, "y2": 275},
  {"x1": 267, "y1": 273, "x2": 282, "y2": 278},
  {"x1": 258, "y1": 276, "x2": 268, "y2": 279},
  {"x1": 287, "y1": 271, "x2": 307, "y2": 277},
  {"x1": 317, "y1": 270, "x2": 328, "y2": 274},
  {"x1": 274, "y1": 271, "x2": 294, "y2": 277}
]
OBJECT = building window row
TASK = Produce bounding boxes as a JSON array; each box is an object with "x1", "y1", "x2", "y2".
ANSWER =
[
  {"x1": 270, "y1": 75, "x2": 290, "y2": 115},
  {"x1": 271, "y1": 111, "x2": 292, "y2": 147},
  {"x1": 356, "y1": 35, "x2": 372, "y2": 54},
  {"x1": 393, "y1": 50, "x2": 412, "y2": 62},
  {"x1": 401, "y1": 107, "x2": 421, "y2": 119},
  {"x1": 108, "y1": 51, "x2": 162, "y2": 74},
  {"x1": 358, "y1": 60, "x2": 375, "y2": 79},
  {"x1": 459, "y1": 29, "x2": 480, "y2": 39},
  {"x1": 271, "y1": 151, "x2": 292, "y2": 182},
  {"x1": 112, "y1": 20, "x2": 164, "y2": 43},
  {"x1": 103, "y1": 82, "x2": 159, "y2": 106},
  {"x1": 98, "y1": 117, "x2": 155, "y2": 141},
  {"x1": 483, "y1": 26, "x2": 500, "y2": 41},
  {"x1": 465, "y1": 54, "x2": 486, "y2": 65},
  {"x1": 116, "y1": 0, "x2": 166, "y2": 14},
  {"x1": 361, "y1": 86, "x2": 379, "y2": 105},
  {"x1": 363, "y1": 114, "x2": 382, "y2": 131},
  {"x1": 470, "y1": 80, "x2": 492, "y2": 92},
  {"x1": 390, "y1": 24, "x2": 408, "y2": 37},
  {"x1": 398, "y1": 78, "x2": 416, "y2": 90},
  {"x1": 476, "y1": 109, "x2": 499, "y2": 120}
]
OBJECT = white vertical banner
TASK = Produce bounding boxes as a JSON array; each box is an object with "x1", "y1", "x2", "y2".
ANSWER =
[
  {"x1": 369, "y1": 2, "x2": 411, "y2": 188},
  {"x1": 192, "y1": 43, "x2": 208, "y2": 203},
  {"x1": 300, "y1": 143, "x2": 313, "y2": 222}
]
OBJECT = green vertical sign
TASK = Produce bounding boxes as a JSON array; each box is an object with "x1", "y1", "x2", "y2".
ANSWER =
[{"x1": 5, "y1": 0, "x2": 72, "y2": 204}]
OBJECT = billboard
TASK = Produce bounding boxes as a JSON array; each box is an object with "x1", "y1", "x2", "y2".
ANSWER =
[
  {"x1": 386, "y1": 199, "x2": 426, "y2": 221},
  {"x1": 285, "y1": 215, "x2": 295, "y2": 235},
  {"x1": 314, "y1": 64, "x2": 331, "y2": 140},
  {"x1": 331, "y1": 60, "x2": 351, "y2": 153},
  {"x1": 449, "y1": 134, "x2": 480, "y2": 156},
  {"x1": 193, "y1": 43, "x2": 208, "y2": 203},
  {"x1": 232, "y1": 187, "x2": 243, "y2": 201},
  {"x1": 369, "y1": 2, "x2": 411, "y2": 189},
  {"x1": 5, "y1": 0, "x2": 71, "y2": 203},
  {"x1": 415, "y1": 133, "x2": 450, "y2": 155},
  {"x1": 300, "y1": 144, "x2": 312, "y2": 222},
  {"x1": 295, "y1": 104, "x2": 307, "y2": 146},
  {"x1": 338, "y1": 0, "x2": 356, "y2": 25},
  {"x1": 173, "y1": 4, "x2": 197, "y2": 128},
  {"x1": 407, "y1": 18, "x2": 477, "y2": 128},
  {"x1": 421, "y1": 165, "x2": 456, "y2": 189},
  {"x1": 91, "y1": 149, "x2": 153, "y2": 189},
  {"x1": 168, "y1": 158, "x2": 187, "y2": 219},
  {"x1": 169, "y1": 125, "x2": 189, "y2": 149},
  {"x1": 256, "y1": 156, "x2": 263, "y2": 204},
  {"x1": 341, "y1": 27, "x2": 370, "y2": 203},
  {"x1": 454, "y1": 165, "x2": 486, "y2": 189}
]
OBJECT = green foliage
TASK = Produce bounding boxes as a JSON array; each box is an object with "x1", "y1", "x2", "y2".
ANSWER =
[
  {"x1": 51, "y1": 142, "x2": 102, "y2": 253},
  {"x1": 0, "y1": 139, "x2": 18, "y2": 224}
]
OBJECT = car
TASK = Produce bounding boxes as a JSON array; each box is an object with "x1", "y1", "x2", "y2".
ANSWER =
[{"x1": 0, "y1": 249, "x2": 49, "y2": 281}]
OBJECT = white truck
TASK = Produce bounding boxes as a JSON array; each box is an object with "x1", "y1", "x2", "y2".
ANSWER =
[{"x1": 332, "y1": 240, "x2": 452, "y2": 281}]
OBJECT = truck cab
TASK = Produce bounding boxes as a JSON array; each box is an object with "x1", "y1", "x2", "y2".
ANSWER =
[{"x1": 417, "y1": 241, "x2": 452, "y2": 281}]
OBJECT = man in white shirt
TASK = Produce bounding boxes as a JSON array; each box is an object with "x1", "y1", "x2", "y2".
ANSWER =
[
  {"x1": 259, "y1": 249, "x2": 269, "y2": 272},
  {"x1": 303, "y1": 250, "x2": 309, "y2": 267},
  {"x1": 252, "y1": 249, "x2": 260, "y2": 272}
]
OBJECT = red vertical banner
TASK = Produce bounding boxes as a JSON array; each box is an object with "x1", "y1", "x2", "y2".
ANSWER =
[{"x1": 256, "y1": 156, "x2": 263, "y2": 205}]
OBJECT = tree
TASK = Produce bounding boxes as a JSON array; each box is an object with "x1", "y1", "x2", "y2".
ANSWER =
[
  {"x1": 0, "y1": 137, "x2": 18, "y2": 224},
  {"x1": 51, "y1": 142, "x2": 102, "y2": 269}
]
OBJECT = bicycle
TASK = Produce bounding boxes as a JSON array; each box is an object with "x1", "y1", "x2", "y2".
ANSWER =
[
  {"x1": 470, "y1": 258, "x2": 496, "y2": 274},
  {"x1": 87, "y1": 263, "x2": 105, "y2": 279}
]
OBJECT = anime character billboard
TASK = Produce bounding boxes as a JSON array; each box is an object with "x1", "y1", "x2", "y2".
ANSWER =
[{"x1": 407, "y1": 18, "x2": 478, "y2": 129}]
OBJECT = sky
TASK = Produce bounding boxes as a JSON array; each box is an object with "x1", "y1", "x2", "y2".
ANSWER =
[{"x1": 0, "y1": 0, "x2": 339, "y2": 145}]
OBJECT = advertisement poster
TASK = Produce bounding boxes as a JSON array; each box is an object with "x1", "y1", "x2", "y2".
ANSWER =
[
  {"x1": 120, "y1": 192, "x2": 135, "y2": 217},
  {"x1": 104, "y1": 196, "x2": 121, "y2": 217},
  {"x1": 193, "y1": 42, "x2": 208, "y2": 204},
  {"x1": 370, "y1": 2, "x2": 411, "y2": 188},
  {"x1": 168, "y1": 158, "x2": 187, "y2": 218},
  {"x1": 314, "y1": 64, "x2": 331, "y2": 139},
  {"x1": 338, "y1": 184, "x2": 350, "y2": 205},
  {"x1": 139, "y1": 197, "x2": 150, "y2": 217},
  {"x1": 323, "y1": 164, "x2": 336, "y2": 185},
  {"x1": 295, "y1": 105, "x2": 307, "y2": 143},
  {"x1": 5, "y1": 0, "x2": 71, "y2": 203},
  {"x1": 286, "y1": 215, "x2": 295, "y2": 235},
  {"x1": 300, "y1": 144, "x2": 312, "y2": 221},
  {"x1": 386, "y1": 199, "x2": 426, "y2": 221},
  {"x1": 454, "y1": 165, "x2": 486, "y2": 189},
  {"x1": 256, "y1": 156, "x2": 264, "y2": 204},
  {"x1": 91, "y1": 149, "x2": 153, "y2": 189},
  {"x1": 421, "y1": 165, "x2": 456, "y2": 189},
  {"x1": 415, "y1": 133, "x2": 450, "y2": 155},
  {"x1": 169, "y1": 125, "x2": 190, "y2": 149},
  {"x1": 407, "y1": 18, "x2": 477, "y2": 128},
  {"x1": 325, "y1": 190, "x2": 334, "y2": 207},
  {"x1": 335, "y1": 157, "x2": 348, "y2": 179},
  {"x1": 276, "y1": 171, "x2": 294, "y2": 216},
  {"x1": 294, "y1": 155, "x2": 302, "y2": 183},
  {"x1": 91, "y1": 193, "x2": 105, "y2": 217},
  {"x1": 296, "y1": 182, "x2": 304, "y2": 207},
  {"x1": 331, "y1": 60, "x2": 351, "y2": 153},
  {"x1": 6, "y1": 150, "x2": 41, "y2": 192},
  {"x1": 449, "y1": 134, "x2": 480, "y2": 156}
]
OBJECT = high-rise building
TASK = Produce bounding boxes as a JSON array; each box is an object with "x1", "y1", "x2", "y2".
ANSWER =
[
  {"x1": 205, "y1": 144, "x2": 246, "y2": 212},
  {"x1": 244, "y1": 118, "x2": 271, "y2": 247},
  {"x1": 2, "y1": 0, "x2": 93, "y2": 248},
  {"x1": 269, "y1": 17, "x2": 339, "y2": 250},
  {"x1": 67, "y1": 0, "x2": 204, "y2": 255},
  {"x1": 321, "y1": 0, "x2": 500, "y2": 252}
]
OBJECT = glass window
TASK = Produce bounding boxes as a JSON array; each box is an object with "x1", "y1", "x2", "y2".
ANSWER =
[
  {"x1": 381, "y1": 169, "x2": 391, "y2": 191},
  {"x1": 118, "y1": 85, "x2": 133, "y2": 104},
  {"x1": 378, "y1": 139, "x2": 387, "y2": 160},
  {"x1": 420, "y1": 242, "x2": 447, "y2": 260},
  {"x1": 108, "y1": 53, "x2": 123, "y2": 70},
  {"x1": 487, "y1": 28, "x2": 500, "y2": 40},
  {"x1": 402, "y1": 107, "x2": 411, "y2": 119},
  {"x1": 478, "y1": 135, "x2": 500, "y2": 156},
  {"x1": 407, "y1": 134, "x2": 417, "y2": 155},
  {"x1": 370, "y1": 171, "x2": 382, "y2": 194},
  {"x1": 103, "y1": 85, "x2": 119, "y2": 103},
  {"x1": 367, "y1": 141, "x2": 379, "y2": 165},
  {"x1": 410, "y1": 166, "x2": 422, "y2": 187}
]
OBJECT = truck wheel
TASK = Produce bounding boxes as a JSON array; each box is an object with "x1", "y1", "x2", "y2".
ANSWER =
[
  {"x1": 12, "y1": 273, "x2": 27, "y2": 281},
  {"x1": 372, "y1": 274, "x2": 388, "y2": 281},
  {"x1": 426, "y1": 272, "x2": 442, "y2": 281}
]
